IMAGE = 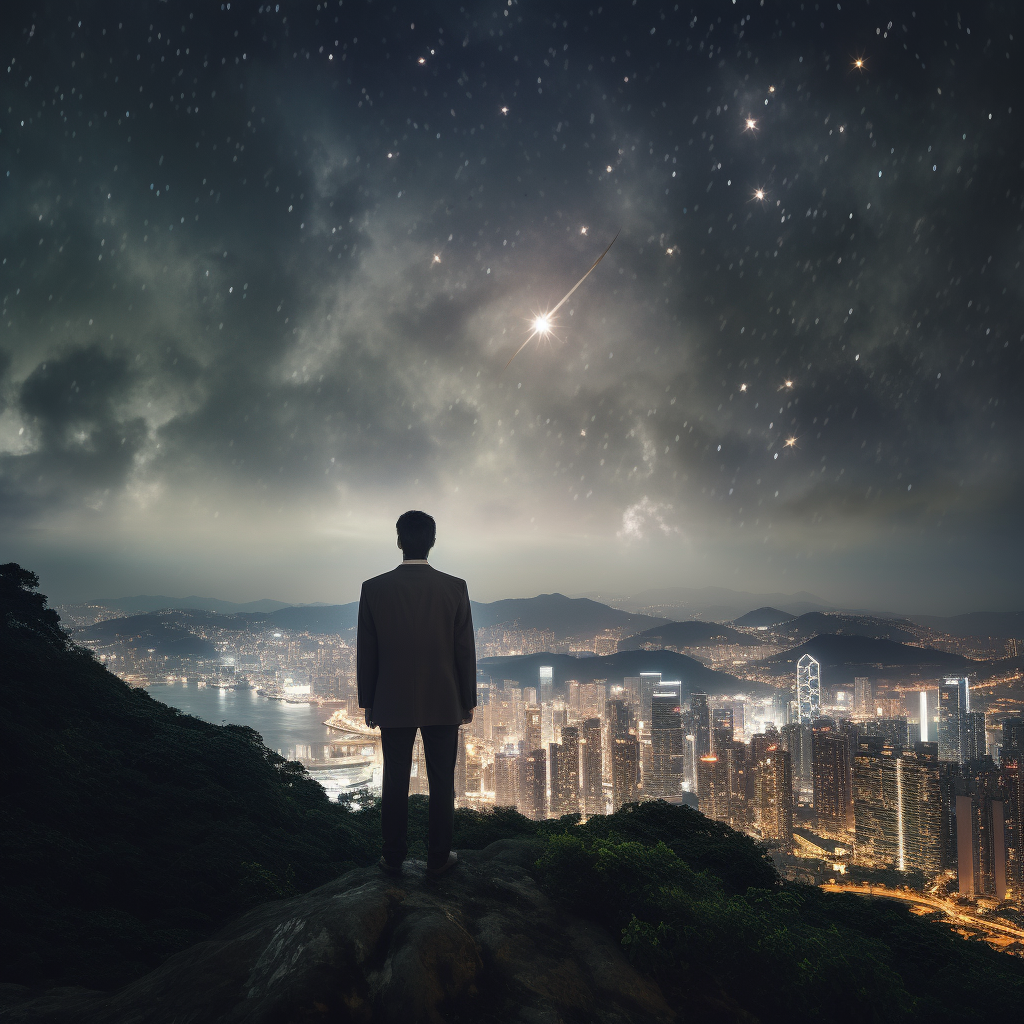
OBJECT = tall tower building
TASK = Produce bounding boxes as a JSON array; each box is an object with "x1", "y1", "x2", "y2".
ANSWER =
[
  {"x1": 550, "y1": 727, "x2": 582, "y2": 815},
  {"x1": 1002, "y1": 718, "x2": 1024, "y2": 762},
  {"x1": 781, "y1": 722, "x2": 814, "y2": 803},
  {"x1": 539, "y1": 665, "x2": 554, "y2": 707},
  {"x1": 854, "y1": 676, "x2": 873, "y2": 719},
  {"x1": 524, "y1": 705, "x2": 542, "y2": 758},
  {"x1": 493, "y1": 751, "x2": 519, "y2": 807},
  {"x1": 965, "y1": 711, "x2": 987, "y2": 762},
  {"x1": 580, "y1": 717, "x2": 605, "y2": 817},
  {"x1": 639, "y1": 673, "x2": 662, "y2": 727},
  {"x1": 938, "y1": 676, "x2": 971, "y2": 763},
  {"x1": 611, "y1": 735, "x2": 640, "y2": 810},
  {"x1": 797, "y1": 654, "x2": 821, "y2": 724},
  {"x1": 853, "y1": 738, "x2": 943, "y2": 875},
  {"x1": 697, "y1": 754, "x2": 730, "y2": 822},
  {"x1": 955, "y1": 767, "x2": 1008, "y2": 899},
  {"x1": 690, "y1": 692, "x2": 712, "y2": 758},
  {"x1": 754, "y1": 746, "x2": 793, "y2": 847},
  {"x1": 520, "y1": 748, "x2": 547, "y2": 821},
  {"x1": 649, "y1": 681, "x2": 684, "y2": 799},
  {"x1": 455, "y1": 730, "x2": 468, "y2": 800},
  {"x1": 812, "y1": 724, "x2": 854, "y2": 839}
]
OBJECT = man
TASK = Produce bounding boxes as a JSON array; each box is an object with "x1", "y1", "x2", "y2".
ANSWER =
[{"x1": 357, "y1": 510, "x2": 476, "y2": 876}]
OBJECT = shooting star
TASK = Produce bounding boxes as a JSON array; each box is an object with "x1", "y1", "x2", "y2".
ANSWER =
[{"x1": 504, "y1": 229, "x2": 620, "y2": 371}]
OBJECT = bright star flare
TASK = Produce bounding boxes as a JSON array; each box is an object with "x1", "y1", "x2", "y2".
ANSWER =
[
  {"x1": 503, "y1": 230, "x2": 620, "y2": 371},
  {"x1": 785, "y1": 436, "x2": 798, "y2": 448},
  {"x1": 745, "y1": 118, "x2": 758, "y2": 131}
]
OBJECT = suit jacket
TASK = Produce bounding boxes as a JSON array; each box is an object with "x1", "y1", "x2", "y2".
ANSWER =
[{"x1": 357, "y1": 563, "x2": 477, "y2": 728}]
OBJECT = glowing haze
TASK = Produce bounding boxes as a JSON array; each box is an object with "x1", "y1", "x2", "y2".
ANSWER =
[{"x1": 0, "y1": 2, "x2": 1021, "y2": 613}]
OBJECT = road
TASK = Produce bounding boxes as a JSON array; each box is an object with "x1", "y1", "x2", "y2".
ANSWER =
[{"x1": 823, "y1": 882, "x2": 1024, "y2": 950}]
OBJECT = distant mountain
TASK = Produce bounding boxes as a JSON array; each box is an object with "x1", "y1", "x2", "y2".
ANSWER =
[
  {"x1": 618, "y1": 620, "x2": 767, "y2": 652},
  {"x1": 479, "y1": 650, "x2": 745, "y2": 695},
  {"x1": 733, "y1": 607, "x2": 796, "y2": 628},
  {"x1": 577, "y1": 586, "x2": 834, "y2": 622},
  {"x1": 264, "y1": 604, "x2": 358, "y2": 634},
  {"x1": 471, "y1": 593, "x2": 668, "y2": 638},
  {"x1": 761, "y1": 635, "x2": 972, "y2": 686},
  {"x1": 908, "y1": 611, "x2": 1024, "y2": 640},
  {"x1": 775, "y1": 612, "x2": 923, "y2": 645},
  {"x1": 94, "y1": 595, "x2": 291, "y2": 614},
  {"x1": 78, "y1": 612, "x2": 220, "y2": 657}
]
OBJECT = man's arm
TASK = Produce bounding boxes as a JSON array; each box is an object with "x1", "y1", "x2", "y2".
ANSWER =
[
  {"x1": 356, "y1": 584, "x2": 378, "y2": 720},
  {"x1": 453, "y1": 581, "x2": 477, "y2": 718}
]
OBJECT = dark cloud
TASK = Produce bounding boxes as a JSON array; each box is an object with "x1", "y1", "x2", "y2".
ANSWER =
[{"x1": 0, "y1": 2, "x2": 1021, "y2": 609}]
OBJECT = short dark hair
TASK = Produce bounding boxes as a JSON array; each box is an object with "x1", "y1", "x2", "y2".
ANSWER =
[{"x1": 396, "y1": 510, "x2": 436, "y2": 559}]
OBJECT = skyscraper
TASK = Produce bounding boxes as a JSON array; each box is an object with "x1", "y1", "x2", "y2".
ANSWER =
[
  {"x1": 520, "y1": 748, "x2": 547, "y2": 821},
  {"x1": 1002, "y1": 718, "x2": 1024, "y2": 762},
  {"x1": 649, "y1": 681, "x2": 684, "y2": 799},
  {"x1": 938, "y1": 676, "x2": 971, "y2": 763},
  {"x1": 550, "y1": 727, "x2": 582, "y2": 815},
  {"x1": 781, "y1": 721, "x2": 813, "y2": 803},
  {"x1": 754, "y1": 746, "x2": 793, "y2": 847},
  {"x1": 854, "y1": 676, "x2": 873, "y2": 719},
  {"x1": 580, "y1": 717, "x2": 604, "y2": 817},
  {"x1": 965, "y1": 710, "x2": 987, "y2": 762},
  {"x1": 493, "y1": 751, "x2": 518, "y2": 807},
  {"x1": 853, "y1": 738, "x2": 943, "y2": 875},
  {"x1": 639, "y1": 672, "x2": 662, "y2": 727},
  {"x1": 611, "y1": 735, "x2": 640, "y2": 810},
  {"x1": 955, "y1": 766, "x2": 1008, "y2": 899},
  {"x1": 812, "y1": 724, "x2": 854, "y2": 840},
  {"x1": 524, "y1": 705, "x2": 542, "y2": 758},
  {"x1": 539, "y1": 665, "x2": 554, "y2": 706},
  {"x1": 797, "y1": 654, "x2": 821, "y2": 724},
  {"x1": 690, "y1": 692, "x2": 712, "y2": 758},
  {"x1": 697, "y1": 754, "x2": 729, "y2": 822}
]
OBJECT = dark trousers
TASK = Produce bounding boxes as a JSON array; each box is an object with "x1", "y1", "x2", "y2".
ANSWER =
[{"x1": 379, "y1": 725, "x2": 460, "y2": 869}]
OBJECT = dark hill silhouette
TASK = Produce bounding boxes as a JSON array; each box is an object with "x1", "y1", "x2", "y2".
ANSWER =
[
  {"x1": 779, "y1": 611, "x2": 922, "y2": 644},
  {"x1": 92, "y1": 595, "x2": 291, "y2": 614},
  {"x1": 733, "y1": 606, "x2": 796, "y2": 627},
  {"x1": 618, "y1": 620, "x2": 766, "y2": 652},
  {"x1": 479, "y1": 650, "x2": 742, "y2": 695},
  {"x1": 78, "y1": 611, "x2": 222, "y2": 656},
  {"x1": 762, "y1": 635, "x2": 971, "y2": 686},
  {"x1": 909, "y1": 610, "x2": 1024, "y2": 639},
  {"x1": 471, "y1": 592, "x2": 668, "y2": 637}
]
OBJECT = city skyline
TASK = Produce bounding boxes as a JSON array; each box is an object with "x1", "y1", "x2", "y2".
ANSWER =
[{"x1": 1, "y1": 3, "x2": 1022, "y2": 613}]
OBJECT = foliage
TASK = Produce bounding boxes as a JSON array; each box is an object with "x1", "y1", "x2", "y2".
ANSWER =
[{"x1": 533, "y1": 823, "x2": 1024, "y2": 1023}]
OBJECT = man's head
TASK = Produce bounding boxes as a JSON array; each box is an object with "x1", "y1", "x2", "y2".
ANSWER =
[{"x1": 396, "y1": 510, "x2": 436, "y2": 560}]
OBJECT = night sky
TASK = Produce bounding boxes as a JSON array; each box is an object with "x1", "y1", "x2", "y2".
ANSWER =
[{"x1": 1, "y1": 1, "x2": 1021, "y2": 612}]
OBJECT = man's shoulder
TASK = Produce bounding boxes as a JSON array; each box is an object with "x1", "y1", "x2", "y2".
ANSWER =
[
  {"x1": 361, "y1": 568, "x2": 401, "y2": 592},
  {"x1": 429, "y1": 567, "x2": 468, "y2": 590},
  {"x1": 361, "y1": 566, "x2": 467, "y2": 593}
]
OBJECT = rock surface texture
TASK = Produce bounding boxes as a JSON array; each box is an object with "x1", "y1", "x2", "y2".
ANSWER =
[{"x1": 0, "y1": 838, "x2": 675, "y2": 1024}]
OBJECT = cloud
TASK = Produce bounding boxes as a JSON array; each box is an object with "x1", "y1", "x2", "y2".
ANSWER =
[{"x1": 617, "y1": 497, "x2": 677, "y2": 541}]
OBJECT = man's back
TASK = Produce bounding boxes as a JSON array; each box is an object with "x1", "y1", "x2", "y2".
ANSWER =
[{"x1": 357, "y1": 563, "x2": 476, "y2": 728}]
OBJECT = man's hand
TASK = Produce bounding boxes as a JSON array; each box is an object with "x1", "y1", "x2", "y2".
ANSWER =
[
  {"x1": 460, "y1": 708, "x2": 473, "y2": 725},
  {"x1": 364, "y1": 708, "x2": 376, "y2": 729}
]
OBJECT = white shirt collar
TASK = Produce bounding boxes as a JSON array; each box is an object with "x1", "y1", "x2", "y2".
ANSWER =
[{"x1": 401, "y1": 559, "x2": 430, "y2": 564}]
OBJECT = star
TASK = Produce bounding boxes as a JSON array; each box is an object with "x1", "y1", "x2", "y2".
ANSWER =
[
  {"x1": 500, "y1": 106, "x2": 509, "y2": 114},
  {"x1": 739, "y1": 383, "x2": 747, "y2": 392},
  {"x1": 745, "y1": 118, "x2": 758, "y2": 132},
  {"x1": 785, "y1": 437, "x2": 798, "y2": 448}
]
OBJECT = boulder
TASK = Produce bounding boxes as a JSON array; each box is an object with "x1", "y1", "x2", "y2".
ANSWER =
[{"x1": 0, "y1": 838, "x2": 675, "y2": 1024}]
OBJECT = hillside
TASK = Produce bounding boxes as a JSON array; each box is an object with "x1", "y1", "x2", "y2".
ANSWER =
[
  {"x1": 777, "y1": 611, "x2": 923, "y2": 645},
  {"x1": 762, "y1": 634, "x2": 972, "y2": 685},
  {"x1": 471, "y1": 592, "x2": 668, "y2": 637},
  {"x1": 618, "y1": 620, "x2": 767, "y2": 652},
  {"x1": 733, "y1": 606, "x2": 797, "y2": 628},
  {"x1": 78, "y1": 611, "x2": 222, "y2": 657},
  {"x1": 593, "y1": 586, "x2": 832, "y2": 621},
  {"x1": 909, "y1": 611, "x2": 1024, "y2": 640},
  {"x1": 479, "y1": 650, "x2": 742, "y2": 695}
]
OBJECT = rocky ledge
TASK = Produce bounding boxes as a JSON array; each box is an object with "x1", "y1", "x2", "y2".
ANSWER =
[{"x1": 0, "y1": 838, "x2": 675, "y2": 1024}]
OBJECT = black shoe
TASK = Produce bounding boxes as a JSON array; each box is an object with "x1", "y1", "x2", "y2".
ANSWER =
[
  {"x1": 378, "y1": 855, "x2": 403, "y2": 876},
  {"x1": 426, "y1": 851, "x2": 458, "y2": 876}
]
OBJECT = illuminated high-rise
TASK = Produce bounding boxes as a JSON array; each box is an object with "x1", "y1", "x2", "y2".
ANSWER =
[
  {"x1": 524, "y1": 705, "x2": 542, "y2": 758},
  {"x1": 812, "y1": 724, "x2": 854, "y2": 840},
  {"x1": 938, "y1": 676, "x2": 971, "y2": 763},
  {"x1": 697, "y1": 754, "x2": 729, "y2": 822},
  {"x1": 965, "y1": 711, "x2": 987, "y2": 762},
  {"x1": 611, "y1": 735, "x2": 640, "y2": 810},
  {"x1": 797, "y1": 654, "x2": 821, "y2": 724},
  {"x1": 649, "y1": 681, "x2": 684, "y2": 799},
  {"x1": 853, "y1": 738, "x2": 942, "y2": 876},
  {"x1": 781, "y1": 722, "x2": 813, "y2": 803},
  {"x1": 520, "y1": 748, "x2": 547, "y2": 821},
  {"x1": 580, "y1": 717, "x2": 604, "y2": 816},
  {"x1": 690, "y1": 692, "x2": 712, "y2": 758},
  {"x1": 854, "y1": 676, "x2": 873, "y2": 719},
  {"x1": 754, "y1": 745, "x2": 793, "y2": 847},
  {"x1": 550, "y1": 727, "x2": 582, "y2": 815},
  {"x1": 539, "y1": 665, "x2": 554, "y2": 706},
  {"x1": 493, "y1": 751, "x2": 518, "y2": 807}
]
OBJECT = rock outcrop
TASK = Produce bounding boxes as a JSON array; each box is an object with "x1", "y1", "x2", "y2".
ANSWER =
[{"x1": 0, "y1": 838, "x2": 675, "y2": 1024}]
